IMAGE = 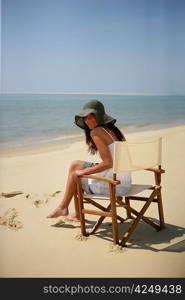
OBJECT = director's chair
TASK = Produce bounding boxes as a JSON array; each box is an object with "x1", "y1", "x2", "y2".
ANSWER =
[{"x1": 75, "y1": 138, "x2": 165, "y2": 247}]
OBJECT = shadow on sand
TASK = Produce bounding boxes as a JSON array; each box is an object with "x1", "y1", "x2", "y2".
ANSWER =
[
  {"x1": 90, "y1": 218, "x2": 185, "y2": 252},
  {"x1": 51, "y1": 217, "x2": 185, "y2": 252}
]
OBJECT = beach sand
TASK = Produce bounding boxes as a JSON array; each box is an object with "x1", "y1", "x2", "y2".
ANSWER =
[{"x1": 0, "y1": 125, "x2": 185, "y2": 278}]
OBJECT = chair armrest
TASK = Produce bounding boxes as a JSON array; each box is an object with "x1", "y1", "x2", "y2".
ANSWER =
[
  {"x1": 145, "y1": 167, "x2": 165, "y2": 174},
  {"x1": 79, "y1": 175, "x2": 120, "y2": 185}
]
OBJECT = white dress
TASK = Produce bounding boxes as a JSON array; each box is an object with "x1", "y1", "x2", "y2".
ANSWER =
[{"x1": 86, "y1": 128, "x2": 132, "y2": 196}]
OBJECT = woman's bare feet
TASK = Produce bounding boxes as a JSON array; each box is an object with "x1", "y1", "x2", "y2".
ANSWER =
[
  {"x1": 65, "y1": 213, "x2": 80, "y2": 222},
  {"x1": 47, "y1": 207, "x2": 68, "y2": 218}
]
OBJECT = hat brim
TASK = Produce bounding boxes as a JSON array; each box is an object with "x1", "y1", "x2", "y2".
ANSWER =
[
  {"x1": 76, "y1": 108, "x2": 97, "y2": 118},
  {"x1": 75, "y1": 111, "x2": 116, "y2": 129}
]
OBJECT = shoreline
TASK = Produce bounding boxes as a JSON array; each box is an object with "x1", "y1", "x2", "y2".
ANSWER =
[
  {"x1": 0, "y1": 138, "x2": 80, "y2": 158},
  {"x1": 1, "y1": 121, "x2": 185, "y2": 158}
]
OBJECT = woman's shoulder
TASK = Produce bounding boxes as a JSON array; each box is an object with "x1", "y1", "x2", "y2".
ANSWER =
[{"x1": 90, "y1": 126, "x2": 105, "y2": 138}]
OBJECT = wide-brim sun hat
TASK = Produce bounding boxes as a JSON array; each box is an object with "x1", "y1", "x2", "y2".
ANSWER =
[{"x1": 74, "y1": 100, "x2": 117, "y2": 129}]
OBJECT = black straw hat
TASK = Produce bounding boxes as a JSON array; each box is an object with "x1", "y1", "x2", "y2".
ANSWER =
[{"x1": 74, "y1": 100, "x2": 117, "y2": 129}]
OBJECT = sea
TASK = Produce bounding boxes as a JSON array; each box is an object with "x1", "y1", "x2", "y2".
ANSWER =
[{"x1": 0, "y1": 93, "x2": 185, "y2": 151}]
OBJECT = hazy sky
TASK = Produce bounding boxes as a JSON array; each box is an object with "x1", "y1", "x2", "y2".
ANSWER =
[{"x1": 1, "y1": 0, "x2": 185, "y2": 94}]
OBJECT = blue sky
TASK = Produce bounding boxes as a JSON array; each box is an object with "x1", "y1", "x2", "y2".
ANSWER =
[{"x1": 1, "y1": 0, "x2": 185, "y2": 94}]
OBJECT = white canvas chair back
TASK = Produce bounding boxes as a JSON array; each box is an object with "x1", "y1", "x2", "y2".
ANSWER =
[{"x1": 113, "y1": 138, "x2": 162, "y2": 173}]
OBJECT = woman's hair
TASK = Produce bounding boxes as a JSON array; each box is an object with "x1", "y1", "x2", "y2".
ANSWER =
[{"x1": 84, "y1": 123, "x2": 125, "y2": 155}]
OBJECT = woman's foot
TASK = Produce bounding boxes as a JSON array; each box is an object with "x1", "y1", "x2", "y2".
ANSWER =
[
  {"x1": 47, "y1": 207, "x2": 68, "y2": 218},
  {"x1": 65, "y1": 213, "x2": 80, "y2": 222}
]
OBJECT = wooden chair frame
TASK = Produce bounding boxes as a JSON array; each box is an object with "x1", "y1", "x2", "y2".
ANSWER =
[{"x1": 75, "y1": 155, "x2": 165, "y2": 247}]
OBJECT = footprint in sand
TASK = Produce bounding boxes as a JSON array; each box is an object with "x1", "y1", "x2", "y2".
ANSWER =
[
  {"x1": 0, "y1": 208, "x2": 23, "y2": 231},
  {"x1": 26, "y1": 191, "x2": 62, "y2": 208},
  {"x1": 26, "y1": 193, "x2": 51, "y2": 208}
]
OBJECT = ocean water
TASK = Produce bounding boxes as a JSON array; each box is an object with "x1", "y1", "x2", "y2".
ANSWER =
[{"x1": 0, "y1": 93, "x2": 185, "y2": 151}]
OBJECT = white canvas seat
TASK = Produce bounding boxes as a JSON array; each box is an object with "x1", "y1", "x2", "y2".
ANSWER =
[
  {"x1": 84, "y1": 184, "x2": 153, "y2": 200},
  {"x1": 76, "y1": 138, "x2": 165, "y2": 247}
]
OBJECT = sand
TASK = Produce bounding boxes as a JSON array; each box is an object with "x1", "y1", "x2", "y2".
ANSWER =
[{"x1": 0, "y1": 125, "x2": 185, "y2": 278}]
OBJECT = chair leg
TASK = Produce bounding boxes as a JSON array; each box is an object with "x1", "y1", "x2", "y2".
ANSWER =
[
  {"x1": 157, "y1": 191, "x2": 165, "y2": 229},
  {"x1": 155, "y1": 168, "x2": 165, "y2": 229},
  {"x1": 76, "y1": 180, "x2": 88, "y2": 237},
  {"x1": 109, "y1": 184, "x2": 119, "y2": 245}
]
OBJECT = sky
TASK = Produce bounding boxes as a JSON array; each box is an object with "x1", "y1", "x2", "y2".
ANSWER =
[{"x1": 1, "y1": 0, "x2": 185, "y2": 94}]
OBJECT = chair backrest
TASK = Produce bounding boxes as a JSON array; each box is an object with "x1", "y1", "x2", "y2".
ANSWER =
[{"x1": 113, "y1": 138, "x2": 162, "y2": 173}]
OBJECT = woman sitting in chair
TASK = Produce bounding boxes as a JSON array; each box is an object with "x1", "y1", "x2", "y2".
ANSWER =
[{"x1": 47, "y1": 100, "x2": 131, "y2": 221}]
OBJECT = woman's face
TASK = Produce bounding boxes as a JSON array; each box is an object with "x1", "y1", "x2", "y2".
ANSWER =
[{"x1": 84, "y1": 113, "x2": 98, "y2": 129}]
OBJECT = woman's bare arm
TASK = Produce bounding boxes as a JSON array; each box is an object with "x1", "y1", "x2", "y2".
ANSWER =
[{"x1": 76, "y1": 128, "x2": 113, "y2": 176}]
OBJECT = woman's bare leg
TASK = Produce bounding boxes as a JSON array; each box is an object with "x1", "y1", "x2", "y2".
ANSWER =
[
  {"x1": 65, "y1": 187, "x2": 81, "y2": 221},
  {"x1": 47, "y1": 160, "x2": 85, "y2": 218}
]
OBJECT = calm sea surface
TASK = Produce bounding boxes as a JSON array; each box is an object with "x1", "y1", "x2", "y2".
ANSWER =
[{"x1": 0, "y1": 93, "x2": 185, "y2": 150}]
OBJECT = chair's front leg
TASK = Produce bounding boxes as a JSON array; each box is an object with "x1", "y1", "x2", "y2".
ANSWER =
[
  {"x1": 154, "y1": 169, "x2": 165, "y2": 229},
  {"x1": 76, "y1": 179, "x2": 88, "y2": 237},
  {"x1": 109, "y1": 183, "x2": 119, "y2": 245}
]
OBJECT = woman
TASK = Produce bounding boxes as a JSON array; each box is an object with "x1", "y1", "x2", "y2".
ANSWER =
[{"x1": 47, "y1": 100, "x2": 131, "y2": 221}]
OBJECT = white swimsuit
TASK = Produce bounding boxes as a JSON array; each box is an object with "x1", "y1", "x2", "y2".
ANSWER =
[{"x1": 84, "y1": 127, "x2": 132, "y2": 196}]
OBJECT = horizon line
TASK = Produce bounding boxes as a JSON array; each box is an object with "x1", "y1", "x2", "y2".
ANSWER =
[{"x1": 0, "y1": 91, "x2": 184, "y2": 96}]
